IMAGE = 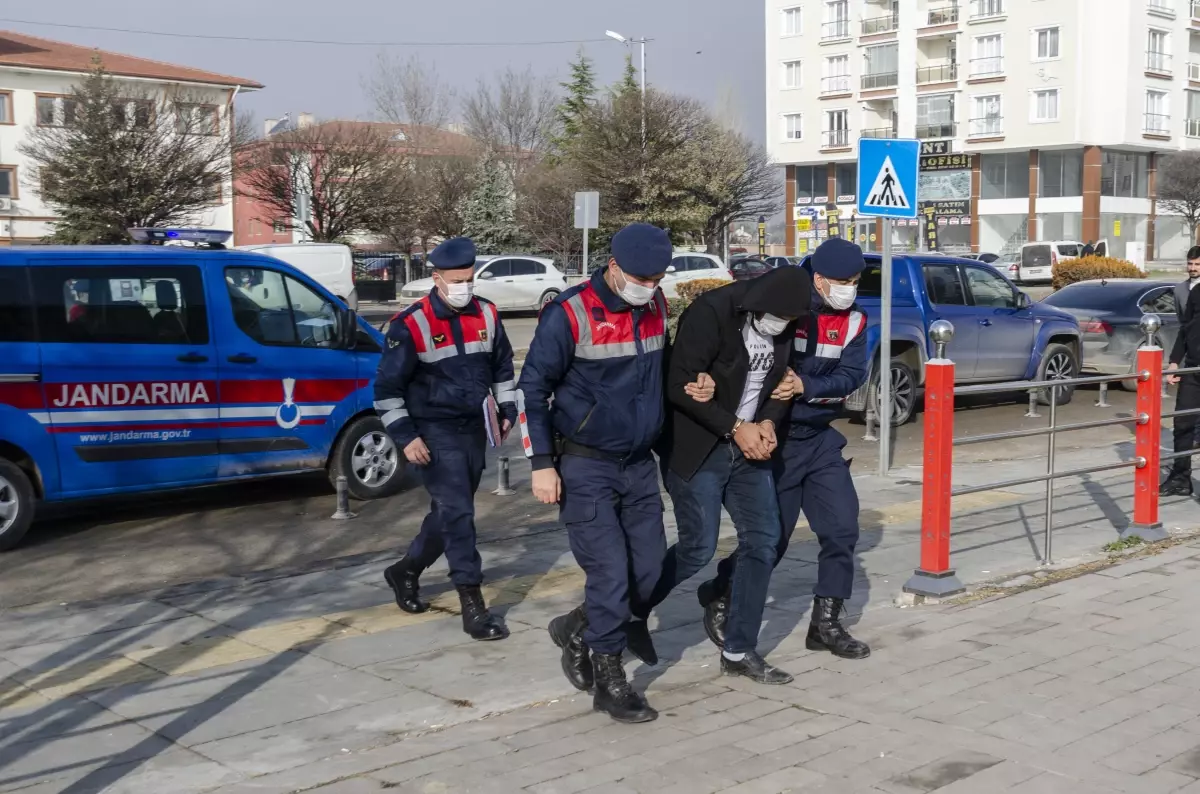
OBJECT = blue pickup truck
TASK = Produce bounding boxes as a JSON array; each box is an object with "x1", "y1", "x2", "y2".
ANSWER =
[{"x1": 803, "y1": 253, "x2": 1081, "y2": 425}]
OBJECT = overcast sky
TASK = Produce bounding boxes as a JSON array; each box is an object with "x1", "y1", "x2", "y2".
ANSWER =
[{"x1": 6, "y1": 0, "x2": 767, "y2": 140}]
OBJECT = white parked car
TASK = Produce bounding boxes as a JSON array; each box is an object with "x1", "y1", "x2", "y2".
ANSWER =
[
  {"x1": 236, "y1": 243, "x2": 358, "y2": 310},
  {"x1": 398, "y1": 255, "x2": 567, "y2": 311},
  {"x1": 1019, "y1": 240, "x2": 1108, "y2": 284},
  {"x1": 660, "y1": 252, "x2": 733, "y2": 299}
]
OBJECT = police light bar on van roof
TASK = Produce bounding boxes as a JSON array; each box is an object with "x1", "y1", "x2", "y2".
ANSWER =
[{"x1": 127, "y1": 228, "x2": 233, "y2": 247}]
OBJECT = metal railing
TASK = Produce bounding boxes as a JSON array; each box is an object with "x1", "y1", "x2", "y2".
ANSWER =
[
  {"x1": 916, "y1": 121, "x2": 957, "y2": 139},
  {"x1": 822, "y1": 129, "x2": 850, "y2": 148},
  {"x1": 822, "y1": 19, "x2": 851, "y2": 40},
  {"x1": 928, "y1": 4, "x2": 960, "y2": 25},
  {"x1": 821, "y1": 75, "x2": 852, "y2": 94},
  {"x1": 862, "y1": 71, "x2": 899, "y2": 90},
  {"x1": 968, "y1": 116, "x2": 1003, "y2": 136},
  {"x1": 1147, "y1": 51, "x2": 1172, "y2": 74},
  {"x1": 903, "y1": 315, "x2": 1175, "y2": 599},
  {"x1": 917, "y1": 63, "x2": 959, "y2": 83},
  {"x1": 1145, "y1": 112, "x2": 1171, "y2": 134},
  {"x1": 969, "y1": 56, "x2": 1004, "y2": 77},
  {"x1": 861, "y1": 126, "x2": 899, "y2": 138},
  {"x1": 862, "y1": 14, "x2": 899, "y2": 35}
]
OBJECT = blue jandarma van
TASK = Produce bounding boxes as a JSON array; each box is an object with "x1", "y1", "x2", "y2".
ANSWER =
[{"x1": 0, "y1": 229, "x2": 404, "y2": 550}]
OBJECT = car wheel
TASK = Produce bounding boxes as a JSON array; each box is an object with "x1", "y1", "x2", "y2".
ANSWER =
[
  {"x1": 539, "y1": 290, "x2": 560, "y2": 310},
  {"x1": 329, "y1": 416, "x2": 407, "y2": 501},
  {"x1": 0, "y1": 458, "x2": 35, "y2": 552},
  {"x1": 869, "y1": 358, "x2": 917, "y2": 426},
  {"x1": 1119, "y1": 336, "x2": 1163, "y2": 391},
  {"x1": 1036, "y1": 343, "x2": 1078, "y2": 406}
]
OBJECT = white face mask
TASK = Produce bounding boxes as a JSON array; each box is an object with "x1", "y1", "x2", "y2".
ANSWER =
[
  {"x1": 754, "y1": 313, "x2": 790, "y2": 337},
  {"x1": 438, "y1": 277, "x2": 474, "y2": 309},
  {"x1": 615, "y1": 269, "x2": 655, "y2": 306},
  {"x1": 820, "y1": 278, "x2": 858, "y2": 311}
]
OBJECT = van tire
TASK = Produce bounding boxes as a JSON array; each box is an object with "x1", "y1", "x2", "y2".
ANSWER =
[
  {"x1": 329, "y1": 416, "x2": 407, "y2": 501},
  {"x1": 0, "y1": 459, "x2": 35, "y2": 552}
]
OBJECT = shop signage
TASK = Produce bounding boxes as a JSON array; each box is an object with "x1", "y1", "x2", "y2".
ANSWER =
[{"x1": 920, "y1": 153, "x2": 971, "y2": 172}]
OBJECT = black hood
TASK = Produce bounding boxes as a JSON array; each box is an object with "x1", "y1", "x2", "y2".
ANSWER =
[{"x1": 738, "y1": 266, "x2": 812, "y2": 318}]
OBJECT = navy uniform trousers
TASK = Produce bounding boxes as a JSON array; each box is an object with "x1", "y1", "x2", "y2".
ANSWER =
[
  {"x1": 559, "y1": 453, "x2": 666, "y2": 655},
  {"x1": 406, "y1": 422, "x2": 487, "y2": 587},
  {"x1": 716, "y1": 425, "x2": 860, "y2": 600}
]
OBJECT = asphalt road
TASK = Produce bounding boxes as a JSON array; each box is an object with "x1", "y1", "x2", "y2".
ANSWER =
[{"x1": 0, "y1": 380, "x2": 1145, "y2": 610}]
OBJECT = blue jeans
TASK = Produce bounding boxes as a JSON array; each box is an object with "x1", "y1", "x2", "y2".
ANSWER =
[{"x1": 655, "y1": 442, "x2": 782, "y2": 654}]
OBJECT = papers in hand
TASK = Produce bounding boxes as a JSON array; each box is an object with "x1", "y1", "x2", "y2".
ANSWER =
[{"x1": 484, "y1": 393, "x2": 502, "y2": 448}]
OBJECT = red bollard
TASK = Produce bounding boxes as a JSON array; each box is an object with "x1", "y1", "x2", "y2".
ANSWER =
[
  {"x1": 1128, "y1": 345, "x2": 1166, "y2": 541},
  {"x1": 903, "y1": 330, "x2": 965, "y2": 599}
]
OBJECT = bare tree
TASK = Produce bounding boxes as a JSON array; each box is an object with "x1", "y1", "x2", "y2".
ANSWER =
[
  {"x1": 462, "y1": 67, "x2": 559, "y2": 178},
  {"x1": 362, "y1": 52, "x2": 454, "y2": 147},
  {"x1": 237, "y1": 120, "x2": 410, "y2": 242},
  {"x1": 416, "y1": 154, "x2": 475, "y2": 240},
  {"x1": 517, "y1": 162, "x2": 584, "y2": 264},
  {"x1": 1159, "y1": 151, "x2": 1200, "y2": 246},
  {"x1": 21, "y1": 63, "x2": 239, "y2": 243},
  {"x1": 688, "y1": 130, "x2": 783, "y2": 253}
]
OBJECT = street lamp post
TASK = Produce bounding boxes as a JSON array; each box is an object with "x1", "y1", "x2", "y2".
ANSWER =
[{"x1": 605, "y1": 30, "x2": 648, "y2": 152}]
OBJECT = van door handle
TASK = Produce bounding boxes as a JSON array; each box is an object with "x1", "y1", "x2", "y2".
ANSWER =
[
  {"x1": 177, "y1": 353, "x2": 209, "y2": 363},
  {"x1": 227, "y1": 354, "x2": 258, "y2": 364}
]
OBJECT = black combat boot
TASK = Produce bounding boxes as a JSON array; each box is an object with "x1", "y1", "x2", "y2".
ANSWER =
[
  {"x1": 624, "y1": 620, "x2": 658, "y2": 666},
  {"x1": 697, "y1": 579, "x2": 729, "y2": 649},
  {"x1": 548, "y1": 606, "x2": 593, "y2": 691},
  {"x1": 457, "y1": 585, "x2": 508, "y2": 641},
  {"x1": 807, "y1": 596, "x2": 870, "y2": 659},
  {"x1": 383, "y1": 557, "x2": 427, "y2": 614},
  {"x1": 720, "y1": 651, "x2": 794, "y2": 685},
  {"x1": 1160, "y1": 471, "x2": 1194, "y2": 497},
  {"x1": 591, "y1": 651, "x2": 657, "y2": 724}
]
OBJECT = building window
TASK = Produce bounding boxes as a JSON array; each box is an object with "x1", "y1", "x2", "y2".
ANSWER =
[
  {"x1": 970, "y1": 95, "x2": 1003, "y2": 136},
  {"x1": 835, "y1": 163, "x2": 857, "y2": 199},
  {"x1": 1146, "y1": 90, "x2": 1170, "y2": 134},
  {"x1": 1147, "y1": 28, "x2": 1171, "y2": 73},
  {"x1": 970, "y1": 0, "x2": 1004, "y2": 20},
  {"x1": 981, "y1": 153, "x2": 1029, "y2": 199},
  {"x1": 782, "y1": 6, "x2": 803, "y2": 36},
  {"x1": 1034, "y1": 26, "x2": 1060, "y2": 60},
  {"x1": 1187, "y1": 91, "x2": 1200, "y2": 138},
  {"x1": 0, "y1": 92, "x2": 11, "y2": 124},
  {"x1": 863, "y1": 43, "x2": 899, "y2": 89},
  {"x1": 273, "y1": 219, "x2": 290, "y2": 234},
  {"x1": 823, "y1": 110, "x2": 849, "y2": 148},
  {"x1": 1100, "y1": 151, "x2": 1150, "y2": 197},
  {"x1": 1031, "y1": 88, "x2": 1060, "y2": 122},
  {"x1": 916, "y1": 94, "x2": 956, "y2": 138},
  {"x1": 795, "y1": 164, "x2": 829, "y2": 203},
  {"x1": 783, "y1": 114, "x2": 804, "y2": 141},
  {"x1": 823, "y1": 0, "x2": 849, "y2": 39},
  {"x1": 36, "y1": 95, "x2": 79, "y2": 127},
  {"x1": 113, "y1": 99, "x2": 154, "y2": 130},
  {"x1": 176, "y1": 103, "x2": 220, "y2": 135},
  {"x1": 822, "y1": 55, "x2": 850, "y2": 94},
  {"x1": 972, "y1": 34, "x2": 1003, "y2": 77},
  {"x1": 0, "y1": 166, "x2": 14, "y2": 199},
  {"x1": 783, "y1": 60, "x2": 803, "y2": 90},
  {"x1": 1039, "y1": 151, "x2": 1083, "y2": 198}
]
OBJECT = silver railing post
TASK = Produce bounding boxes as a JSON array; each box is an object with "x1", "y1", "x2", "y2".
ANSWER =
[
  {"x1": 1025, "y1": 388, "x2": 1041, "y2": 419},
  {"x1": 331, "y1": 475, "x2": 356, "y2": 520},
  {"x1": 1044, "y1": 384, "x2": 1058, "y2": 565},
  {"x1": 492, "y1": 456, "x2": 516, "y2": 496},
  {"x1": 1095, "y1": 381, "x2": 1110, "y2": 408}
]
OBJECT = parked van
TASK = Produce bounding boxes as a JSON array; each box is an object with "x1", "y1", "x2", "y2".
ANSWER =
[
  {"x1": 238, "y1": 243, "x2": 358, "y2": 310},
  {"x1": 1018, "y1": 240, "x2": 1108, "y2": 284},
  {"x1": 0, "y1": 231, "x2": 403, "y2": 551}
]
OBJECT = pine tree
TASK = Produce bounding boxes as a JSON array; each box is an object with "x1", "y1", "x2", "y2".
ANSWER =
[
  {"x1": 461, "y1": 158, "x2": 521, "y2": 254},
  {"x1": 617, "y1": 53, "x2": 640, "y2": 97},
  {"x1": 556, "y1": 49, "x2": 597, "y2": 142}
]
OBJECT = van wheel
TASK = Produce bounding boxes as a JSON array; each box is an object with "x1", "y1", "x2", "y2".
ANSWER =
[
  {"x1": 0, "y1": 459, "x2": 35, "y2": 552},
  {"x1": 1037, "y1": 344, "x2": 1078, "y2": 406},
  {"x1": 330, "y1": 416, "x2": 406, "y2": 501},
  {"x1": 539, "y1": 290, "x2": 560, "y2": 310}
]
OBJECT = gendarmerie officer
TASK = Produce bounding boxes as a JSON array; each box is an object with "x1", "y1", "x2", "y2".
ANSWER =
[
  {"x1": 1162, "y1": 245, "x2": 1200, "y2": 497},
  {"x1": 703, "y1": 238, "x2": 872, "y2": 660},
  {"x1": 376, "y1": 237, "x2": 517, "y2": 641},
  {"x1": 518, "y1": 223, "x2": 673, "y2": 724}
]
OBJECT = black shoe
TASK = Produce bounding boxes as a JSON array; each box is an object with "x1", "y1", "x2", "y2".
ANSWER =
[
  {"x1": 457, "y1": 585, "x2": 508, "y2": 641},
  {"x1": 383, "y1": 558, "x2": 427, "y2": 614},
  {"x1": 624, "y1": 620, "x2": 658, "y2": 666},
  {"x1": 548, "y1": 606, "x2": 593, "y2": 691},
  {"x1": 591, "y1": 651, "x2": 657, "y2": 724},
  {"x1": 807, "y1": 596, "x2": 870, "y2": 659},
  {"x1": 1160, "y1": 473, "x2": 1193, "y2": 497},
  {"x1": 720, "y1": 651, "x2": 794, "y2": 685},
  {"x1": 697, "y1": 579, "x2": 728, "y2": 650}
]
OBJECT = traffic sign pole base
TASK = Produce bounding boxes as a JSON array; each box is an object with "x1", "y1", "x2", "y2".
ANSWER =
[
  {"x1": 1123, "y1": 522, "x2": 1168, "y2": 543},
  {"x1": 902, "y1": 568, "x2": 966, "y2": 600}
]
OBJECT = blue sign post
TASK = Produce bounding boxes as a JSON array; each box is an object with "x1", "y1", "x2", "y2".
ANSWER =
[{"x1": 856, "y1": 138, "x2": 920, "y2": 476}]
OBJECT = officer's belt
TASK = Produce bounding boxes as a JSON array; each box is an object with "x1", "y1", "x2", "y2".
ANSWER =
[{"x1": 559, "y1": 439, "x2": 648, "y2": 464}]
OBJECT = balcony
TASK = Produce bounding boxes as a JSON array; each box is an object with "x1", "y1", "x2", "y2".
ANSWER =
[
  {"x1": 820, "y1": 75, "x2": 852, "y2": 95},
  {"x1": 861, "y1": 127, "x2": 899, "y2": 139},
  {"x1": 822, "y1": 129, "x2": 851, "y2": 148},
  {"x1": 862, "y1": 71, "x2": 899, "y2": 90},
  {"x1": 861, "y1": 14, "x2": 899, "y2": 35},
  {"x1": 927, "y1": 5, "x2": 960, "y2": 25},
  {"x1": 821, "y1": 20, "x2": 851, "y2": 40},
  {"x1": 1147, "y1": 51, "x2": 1172, "y2": 75},
  {"x1": 1187, "y1": 118, "x2": 1200, "y2": 138},
  {"x1": 917, "y1": 63, "x2": 959, "y2": 84},
  {"x1": 969, "y1": 56, "x2": 1004, "y2": 78},
  {"x1": 1145, "y1": 113, "x2": 1171, "y2": 135},
  {"x1": 969, "y1": 0, "x2": 1004, "y2": 20},
  {"x1": 968, "y1": 116, "x2": 1003, "y2": 137},
  {"x1": 916, "y1": 122, "x2": 957, "y2": 139}
]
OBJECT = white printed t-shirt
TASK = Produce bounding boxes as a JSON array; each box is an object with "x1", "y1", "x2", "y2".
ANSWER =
[{"x1": 736, "y1": 318, "x2": 775, "y2": 422}]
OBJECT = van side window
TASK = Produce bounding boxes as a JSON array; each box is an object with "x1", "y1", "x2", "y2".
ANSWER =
[
  {"x1": 31, "y1": 265, "x2": 207, "y2": 344},
  {"x1": 0, "y1": 268, "x2": 35, "y2": 342},
  {"x1": 226, "y1": 268, "x2": 339, "y2": 348}
]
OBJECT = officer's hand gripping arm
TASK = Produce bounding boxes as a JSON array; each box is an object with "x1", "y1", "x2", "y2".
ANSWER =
[
  {"x1": 490, "y1": 313, "x2": 519, "y2": 426},
  {"x1": 517, "y1": 302, "x2": 574, "y2": 471},
  {"x1": 668, "y1": 302, "x2": 741, "y2": 436},
  {"x1": 374, "y1": 320, "x2": 420, "y2": 449}
]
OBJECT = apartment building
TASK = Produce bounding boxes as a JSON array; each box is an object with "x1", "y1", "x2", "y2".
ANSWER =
[{"x1": 766, "y1": 0, "x2": 1200, "y2": 262}]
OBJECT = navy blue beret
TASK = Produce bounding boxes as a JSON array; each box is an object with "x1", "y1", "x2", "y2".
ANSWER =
[
  {"x1": 811, "y1": 237, "x2": 865, "y2": 280},
  {"x1": 430, "y1": 237, "x2": 477, "y2": 270},
  {"x1": 611, "y1": 223, "x2": 672, "y2": 278}
]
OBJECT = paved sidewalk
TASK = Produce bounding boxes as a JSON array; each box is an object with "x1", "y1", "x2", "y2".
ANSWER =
[{"x1": 2, "y1": 437, "x2": 1200, "y2": 792}]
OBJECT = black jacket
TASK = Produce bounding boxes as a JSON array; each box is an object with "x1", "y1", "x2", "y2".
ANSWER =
[
  {"x1": 661, "y1": 268, "x2": 813, "y2": 480},
  {"x1": 1172, "y1": 282, "x2": 1200, "y2": 367}
]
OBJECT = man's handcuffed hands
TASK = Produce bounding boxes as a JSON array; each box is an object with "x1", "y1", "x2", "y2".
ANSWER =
[{"x1": 734, "y1": 420, "x2": 777, "y2": 461}]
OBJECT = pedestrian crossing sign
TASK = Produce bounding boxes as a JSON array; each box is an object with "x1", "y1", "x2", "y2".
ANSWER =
[{"x1": 857, "y1": 138, "x2": 919, "y2": 219}]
